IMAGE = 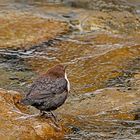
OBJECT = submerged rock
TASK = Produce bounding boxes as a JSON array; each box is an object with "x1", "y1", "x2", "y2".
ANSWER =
[{"x1": 0, "y1": 88, "x2": 64, "y2": 140}]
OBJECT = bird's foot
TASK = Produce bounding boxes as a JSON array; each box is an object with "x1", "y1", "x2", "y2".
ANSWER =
[
  {"x1": 40, "y1": 111, "x2": 52, "y2": 118},
  {"x1": 40, "y1": 111, "x2": 61, "y2": 130},
  {"x1": 40, "y1": 111, "x2": 57, "y2": 121}
]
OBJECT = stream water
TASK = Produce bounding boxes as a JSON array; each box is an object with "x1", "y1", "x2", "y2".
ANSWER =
[{"x1": 0, "y1": 0, "x2": 140, "y2": 140}]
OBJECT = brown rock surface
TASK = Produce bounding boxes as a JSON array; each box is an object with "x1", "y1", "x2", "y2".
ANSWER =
[
  {"x1": 59, "y1": 87, "x2": 139, "y2": 118},
  {"x1": 62, "y1": 0, "x2": 136, "y2": 12},
  {"x1": 0, "y1": 12, "x2": 68, "y2": 49},
  {"x1": 0, "y1": 88, "x2": 64, "y2": 140}
]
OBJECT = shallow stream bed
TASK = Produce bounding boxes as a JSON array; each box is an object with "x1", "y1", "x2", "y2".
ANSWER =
[{"x1": 0, "y1": 0, "x2": 140, "y2": 140}]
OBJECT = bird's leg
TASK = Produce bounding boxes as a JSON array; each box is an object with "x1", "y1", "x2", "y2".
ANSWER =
[
  {"x1": 50, "y1": 111, "x2": 58, "y2": 122},
  {"x1": 40, "y1": 111, "x2": 60, "y2": 129},
  {"x1": 49, "y1": 111, "x2": 60, "y2": 128}
]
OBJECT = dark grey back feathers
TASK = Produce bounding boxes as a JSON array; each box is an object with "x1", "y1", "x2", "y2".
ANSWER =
[{"x1": 21, "y1": 76, "x2": 68, "y2": 109}]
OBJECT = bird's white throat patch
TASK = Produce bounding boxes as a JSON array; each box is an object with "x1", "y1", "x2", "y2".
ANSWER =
[{"x1": 65, "y1": 72, "x2": 70, "y2": 92}]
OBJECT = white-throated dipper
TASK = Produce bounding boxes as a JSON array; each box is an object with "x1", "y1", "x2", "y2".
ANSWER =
[{"x1": 21, "y1": 64, "x2": 70, "y2": 120}]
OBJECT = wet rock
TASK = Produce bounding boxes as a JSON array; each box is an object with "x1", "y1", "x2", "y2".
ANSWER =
[
  {"x1": 0, "y1": 11, "x2": 69, "y2": 49},
  {"x1": 63, "y1": 0, "x2": 136, "y2": 13},
  {"x1": 79, "y1": 11, "x2": 140, "y2": 34},
  {"x1": 106, "y1": 57, "x2": 140, "y2": 90},
  {"x1": 0, "y1": 88, "x2": 64, "y2": 139},
  {"x1": 59, "y1": 87, "x2": 139, "y2": 119},
  {"x1": 59, "y1": 84, "x2": 140, "y2": 139},
  {"x1": 28, "y1": 42, "x2": 140, "y2": 93}
]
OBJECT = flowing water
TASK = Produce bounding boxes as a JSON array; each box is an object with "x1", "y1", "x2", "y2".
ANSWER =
[{"x1": 0, "y1": 0, "x2": 140, "y2": 140}]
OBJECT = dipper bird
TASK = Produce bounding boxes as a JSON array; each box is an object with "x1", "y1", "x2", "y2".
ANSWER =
[{"x1": 21, "y1": 64, "x2": 70, "y2": 120}]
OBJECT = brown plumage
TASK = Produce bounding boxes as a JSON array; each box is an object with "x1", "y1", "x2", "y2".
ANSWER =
[{"x1": 21, "y1": 64, "x2": 70, "y2": 118}]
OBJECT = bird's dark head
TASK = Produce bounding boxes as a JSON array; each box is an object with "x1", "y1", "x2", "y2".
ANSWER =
[{"x1": 47, "y1": 64, "x2": 67, "y2": 78}]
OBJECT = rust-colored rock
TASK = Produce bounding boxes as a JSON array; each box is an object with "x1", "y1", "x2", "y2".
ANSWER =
[
  {"x1": 0, "y1": 12, "x2": 68, "y2": 49},
  {"x1": 0, "y1": 88, "x2": 64, "y2": 140}
]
